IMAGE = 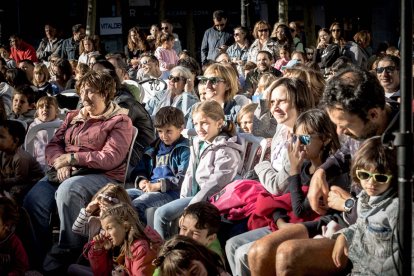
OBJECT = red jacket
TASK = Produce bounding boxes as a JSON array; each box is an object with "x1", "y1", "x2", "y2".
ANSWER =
[
  {"x1": 247, "y1": 186, "x2": 319, "y2": 231},
  {"x1": 0, "y1": 233, "x2": 29, "y2": 276},
  {"x1": 88, "y1": 226, "x2": 162, "y2": 276},
  {"x1": 10, "y1": 41, "x2": 38, "y2": 63},
  {"x1": 46, "y1": 103, "x2": 133, "y2": 182}
]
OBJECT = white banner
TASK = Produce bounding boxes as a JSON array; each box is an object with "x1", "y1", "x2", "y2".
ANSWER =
[{"x1": 100, "y1": 17, "x2": 122, "y2": 35}]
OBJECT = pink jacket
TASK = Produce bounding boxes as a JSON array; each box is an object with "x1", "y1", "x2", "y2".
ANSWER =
[
  {"x1": 88, "y1": 226, "x2": 162, "y2": 276},
  {"x1": 46, "y1": 102, "x2": 133, "y2": 182}
]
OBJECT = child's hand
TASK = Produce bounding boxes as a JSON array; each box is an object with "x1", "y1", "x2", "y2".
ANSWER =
[
  {"x1": 86, "y1": 199, "x2": 99, "y2": 214},
  {"x1": 332, "y1": 234, "x2": 348, "y2": 268},
  {"x1": 93, "y1": 232, "x2": 112, "y2": 250},
  {"x1": 142, "y1": 182, "x2": 161, "y2": 192},
  {"x1": 287, "y1": 132, "x2": 305, "y2": 175},
  {"x1": 138, "y1": 179, "x2": 149, "y2": 190},
  {"x1": 184, "y1": 78, "x2": 194, "y2": 92}
]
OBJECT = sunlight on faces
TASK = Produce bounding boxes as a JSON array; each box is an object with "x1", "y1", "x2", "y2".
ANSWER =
[
  {"x1": 294, "y1": 124, "x2": 325, "y2": 161},
  {"x1": 156, "y1": 124, "x2": 183, "y2": 146},
  {"x1": 12, "y1": 94, "x2": 30, "y2": 115},
  {"x1": 256, "y1": 53, "x2": 272, "y2": 71},
  {"x1": 193, "y1": 112, "x2": 223, "y2": 142},
  {"x1": 376, "y1": 60, "x2": 399, "y2": 92},
  {"x1": 79, "y1": 84, "x2": 107, "y2": 116},
  {"x1": 203, "y1": 73, "x2": 226, "y2": 102},
  {"x1": 270, "y1": 85, "x2": 298, "y2": 127},
  {"x1": 357, "y1": 167, "x2": 393, "y2": 196},
  {"x1": 38, "y1": 103, "x2": 57, "y2": 122},
  {"x1": 179, "y1": 215, "x2": 215, "y2": 247},
  {"x1": 239, "y1": 112, "x2": 254, "y2": 133},
  {"x1": 101, "y1": 216, "x2": 128, "y2": 247},
  {"x1": 327, "y1": 107, "x2": 379, "y2": 140}
]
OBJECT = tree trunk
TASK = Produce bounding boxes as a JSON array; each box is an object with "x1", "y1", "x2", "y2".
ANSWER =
[{"x1": 278, "y1": 0, "x2": 288, "y2": 24}]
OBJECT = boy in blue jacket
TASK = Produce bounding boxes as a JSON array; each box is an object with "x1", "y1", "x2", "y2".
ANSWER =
[{"x1": 127, "y1": 106, "x2": 190, "y2": 224}]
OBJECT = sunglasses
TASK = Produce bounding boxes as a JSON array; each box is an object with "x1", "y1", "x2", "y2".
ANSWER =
[
  {"x1": 97, "y1": 194, "x2": 119, "y2": 204},
  {"x1": 168, "y1": 75, "x2": 186, "y2": 83},
  {"x1": 376, "y1": 66, "x2": 396, "y2": 74},
  {"x1": 258, "y1": 29, "x2": 269, "y2": 33},
  {"x1": 140, "y1": 60, "x2": 152, "y2": 65},
  {"x1": 331, "y1": 29, "x2": 341, "y2": 32},
  {"x1": 197, "y1": 76, "x2": 225, "y2": 85},
  {"x1": 292, "y1": 134, "x2": 312, "y2": 145},
  {"x1": 355, "y1": 169, "x2": 393, "y2": 184}
]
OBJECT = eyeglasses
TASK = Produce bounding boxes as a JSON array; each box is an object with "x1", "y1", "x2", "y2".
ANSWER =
[
  {"x1": 168, "y1": 75, "x2": 186, "y2": 83},
  {"x1": 197, "y1": 76, "x2": 225, "y2": 85},
  {"x1": 292, "y1": 134, "x2": 312, "y2": 145},
  {"x1": 355, "y1": 169, "x2": 393, "y2": 184},
  {"x1": 215, "y1": 24, "x2": 225, "y2": 28},
  {"x1": 258, "y1": 29, "x2": 269, "y2": 33},
  {"x1": 376, "y1": 66, "x2": 396, "y2": 74},
  {"x1": 331, "y1": 29, "x2": 341, "y2": 32}
]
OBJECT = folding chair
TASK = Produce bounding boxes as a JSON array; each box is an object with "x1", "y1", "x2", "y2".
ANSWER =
[
  {"x1": 124, "y1": 126, "x2": 139, "y2": 186},
  {"x1": 24, "y1": 120, "x2": 63, "y2": 156}
]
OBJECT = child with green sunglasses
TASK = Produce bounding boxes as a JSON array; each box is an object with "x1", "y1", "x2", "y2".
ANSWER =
[{"x1": 332, "y1": 136, "x2": 398, "y2": 275}]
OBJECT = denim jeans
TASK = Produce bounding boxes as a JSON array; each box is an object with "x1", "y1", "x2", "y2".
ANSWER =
[
  {"x1": 23, "y1": 174, "x2": 114, "y2": 261},
  {"x1": 127, "y1": 188, "x2": 179, "y2": 224},
  {"x1": 225, "y1": 226, "x2": 271, "y2": 276},
  {"x1": 153, "y1": 197, "x2": 192, "y2": 239}
]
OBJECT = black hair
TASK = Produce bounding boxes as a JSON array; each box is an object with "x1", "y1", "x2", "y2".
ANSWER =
[
  {"x1": 321, "y1": 67, "x2": 385, "y2": 122},
  {"x1": 181, "y1": 201, "x2": 221, "y2": 236},
  {"x1": 0, "y1": 120, "x2": 26, "y2": 146}
]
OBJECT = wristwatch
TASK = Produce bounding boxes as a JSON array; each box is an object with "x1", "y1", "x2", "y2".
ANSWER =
[
  {"x1": 69, "y1": 153, "x2": 77, "y2": 166},
  {"x1": 344, "y1": 197, "x2": 356, "y2": 213}
]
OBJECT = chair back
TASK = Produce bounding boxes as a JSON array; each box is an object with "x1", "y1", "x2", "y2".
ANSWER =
[
  {"x1": 24, "y1": 120, "x2": 63, "y2": 155},
  {"x1": 124, "y1": 126, "x2": 139, "y2": 186}
]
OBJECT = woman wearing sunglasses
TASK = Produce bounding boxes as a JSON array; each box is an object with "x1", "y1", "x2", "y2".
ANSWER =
[
  {"x1": 145, "y1": 66, "x2": 199, "y2": 123},
  {"x1": 246, "y1": 20, "x2": 279, "y2": 64},
  {"x1": 186, "y1": 62, "x2": 242, "y2": 130}
]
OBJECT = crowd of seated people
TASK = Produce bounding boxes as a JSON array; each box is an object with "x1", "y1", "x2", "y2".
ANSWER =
[{"x1": 0, "y1": 11, "x2": 408, "y2": 276}]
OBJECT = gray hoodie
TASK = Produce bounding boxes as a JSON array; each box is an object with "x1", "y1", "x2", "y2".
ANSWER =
[{"x1": 180, "y1": 134, "x2": 244, "y2": 205}]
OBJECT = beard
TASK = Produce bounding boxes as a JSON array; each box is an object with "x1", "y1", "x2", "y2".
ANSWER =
[{"x1": 346, "y1": 120, "x2": 379, "y2": 141}]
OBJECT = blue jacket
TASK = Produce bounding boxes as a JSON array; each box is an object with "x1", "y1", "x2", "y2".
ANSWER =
[
  {"x1": 59, "y1": 37, "x2": 80, "y2": 60},
  {"x1": 200, "y1": 26, "x2": 234, "y2": 64},
  {"x1": 130, "y1": 136, "x2": 190, "y2": 193}
]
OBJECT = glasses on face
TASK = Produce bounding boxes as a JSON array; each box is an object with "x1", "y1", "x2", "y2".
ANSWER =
[
  {"x1": 168, "y1": 75, "x2": 186, "y2": 83},
  {"x1": 376, "y1": 66, "x2": 396, "y2": 74},
  {"x1": 197, "y1": 76, "x2": 225, "y2": 85},
  {"x1": 292, "y1": 134, "x2": 312, "y2": 145},
  {"x1": 331, "y1": 29, "x2": 341, "y2": 32},
  {"x1": 140, "y1": 60, "x2": 152, "y2": 65},
  {"x1": 355, "y1": 169, "x2": 393, "y2": 184},
  {"x1": 258, "y1": 29, "x2": 269, "y2": 33}
]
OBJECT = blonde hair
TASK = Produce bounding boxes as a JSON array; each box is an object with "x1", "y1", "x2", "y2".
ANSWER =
[
  {"x1": 100, "y1": 203, "x2": 152, "y2": 258},
  {"x1": 192, "y1": 100, "x2": 236, "y2": 137},
  {"x1": 91, "y1": 183, "x2": 132, "y2": 214},
  {"x1": 203, "y1": 63, "x2": 238, "y2": 102},
  {"x1": 32, "y1": 63, "x2": 50, "y2": 86},
  {"x1": 237, "y1": 103, "x2": 257, "y2": 125}
]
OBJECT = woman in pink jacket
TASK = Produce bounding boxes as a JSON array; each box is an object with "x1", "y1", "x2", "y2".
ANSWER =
[{"x1": 23, "y1": 70, "x2": 133, "y2": 271}]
